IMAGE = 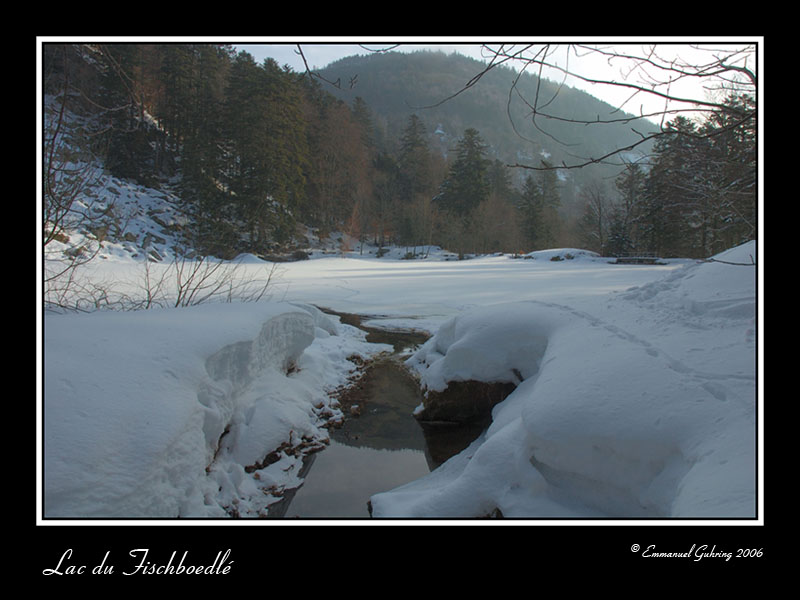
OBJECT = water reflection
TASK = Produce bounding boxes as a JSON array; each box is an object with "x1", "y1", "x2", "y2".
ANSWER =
[
  {"x1": 332, "y1": 359, "x2": 427, "y2": 451},
  {"x1": 281, "y1": 311, "x2": 489, "y2": 518},
  {"x1": 284, "y1": 355, "x2": 431, "y2": 518},
  {"x1": 284, "y1": 440, "x2": 429, "y2": 518}
]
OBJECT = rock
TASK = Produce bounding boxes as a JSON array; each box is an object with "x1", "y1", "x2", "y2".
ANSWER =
[{"x1": 414, "y1": 380, "x2": 517, "y2": 426}]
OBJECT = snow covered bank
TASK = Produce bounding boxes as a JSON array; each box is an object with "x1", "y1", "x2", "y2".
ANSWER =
[
  {"x1": 520, "y1": 248, "x2": 602, "y2": 262},
  {"x1": 371, "y1": 242, "x2": 758, "y2": 519},
  {"x1": 43, "y1": 301, "x2": 386, "y2": 518},
  {"x1": 40, "y1": 238, "x2": 759, "y2": 521}
]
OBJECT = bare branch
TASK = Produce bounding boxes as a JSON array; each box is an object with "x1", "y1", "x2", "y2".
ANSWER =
[
  {"x1": 358, "y1": 44, "x2": 401, "y2": 54},
  {"x1": 469, "y1": 42, "x2": 757, "y2": 170},
  {"x1": 408, "y1": 43, "x2": 537, "y2": 110},
  {"x1": 294, "y1": 44, "x2": 341, "y2": 88}
]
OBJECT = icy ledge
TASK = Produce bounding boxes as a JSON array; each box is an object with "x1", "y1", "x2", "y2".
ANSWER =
[
  {"x1": 372, "y1": 247, "x2": 757, "y2": 519},
  {"x1": 43, "y1": 302, "x2": 380, "y2": 518}
]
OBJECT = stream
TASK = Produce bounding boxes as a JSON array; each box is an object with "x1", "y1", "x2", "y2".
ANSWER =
[{"x1": 271, "y1": 309, "x2": 482, "y2": 519}]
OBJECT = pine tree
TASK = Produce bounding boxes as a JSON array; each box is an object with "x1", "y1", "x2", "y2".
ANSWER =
[
  {"x1": 398, "y1": 115, "x2": 432, "y2": 198},
  {"x1": 638, "y1": 95, "x2": 756, "y2": 259},
  {"x1": 173, "y1": 45, "x2": 234, "y2": 256},
  {"x1": 697, "y1": 94, "x2": 757, "y2": 254},
  {"x1": 607, "y1": 161, "x2": 646, "y2": 256},
  {"x1": 517, "y1": 162, "x2": 561, "y2": 251},
  {"x1": 156, "y1": 44, "x2": 199, "y2": 148},
  {"x1": 475, "y1": 159, "x2": 521, "y2": 254},
  {"x1": 518, "y1": 173, "x2": 544, "y2": 250},
  {"x1": 371, "y1": 152, "x2": 402, "y2": 249},
  {"x1": 578, "y1": 182, "x2": 610, "y2": 254},
  {"x1": 302, "y1": 87, "x2": 371, "y2": 236},
  {"x1": 433, "y1": 128, "x2": 491, "y2": 256},
  {"x1": 222, "y1": 53, "x2": 308, "y2": 252},
  {"x1": 97, "y1": 44, "x2": 154, "y2": 183},
  {"x1": 395, "y1": 114, "x2": 436, "y2": 251},
  {"x1": 351, "y1": 96, "x2": 378, "y2": 149},
  {"x1": 537, "y1": 160, "x2": 561, "y2": 247},
  {"x1": 435, "y1": 128, "x2": 490, "y2": 219},
  {"x1": 640, "y1": 117, "x2": 703, "y2": 257}
]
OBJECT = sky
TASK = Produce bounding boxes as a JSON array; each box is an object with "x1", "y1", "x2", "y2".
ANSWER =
[
  {"x1": 236, "y1": 42, "x2": 485, "y2": 71},
  {"x1": 36, "y1": 36, "x2": 759, "y2": 124},
  {"x1": 234, "y1": 38, "x2": 759, "y2": 123}
]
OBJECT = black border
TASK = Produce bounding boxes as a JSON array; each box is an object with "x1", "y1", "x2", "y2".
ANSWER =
[{"x1": 35, "y1": 36, "x2": 769, "y2": 578}]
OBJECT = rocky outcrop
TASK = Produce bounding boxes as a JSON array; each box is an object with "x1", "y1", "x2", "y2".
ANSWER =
[{"x1": 413, "y1": 379, "x2": 517, "y2": 426}]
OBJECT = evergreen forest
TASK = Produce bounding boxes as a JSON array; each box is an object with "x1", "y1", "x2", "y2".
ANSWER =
[{"x1": 43, "y1": 43, "x2": 758, "y2": 261}]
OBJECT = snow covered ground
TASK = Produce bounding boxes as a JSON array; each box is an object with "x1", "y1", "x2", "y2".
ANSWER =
[
  {"x1": 375, "y1": 244, "x2": 758, "y2": 518},
  {"x1": 39, "y1": 235, "x2": 760, "y2": 523}
]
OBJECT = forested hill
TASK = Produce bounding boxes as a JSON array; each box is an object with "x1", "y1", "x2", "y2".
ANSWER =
[
  {"x1": 317, "y1": 50, "x2": 653, "y2": 185},
  {"x1": 43, "y1": 44, "x2": 756, "y2": 264}
]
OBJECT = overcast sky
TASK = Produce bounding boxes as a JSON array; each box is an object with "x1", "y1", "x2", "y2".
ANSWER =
[
  {"x1": 236, "y1": 42, "x2": 487, "y2": 71},
  {"x1": 234, "y1": 39, "x2": 759, "y2": 121},
  {"x1": 37, "y1": 36, "x2": 758, "y2": 122}
]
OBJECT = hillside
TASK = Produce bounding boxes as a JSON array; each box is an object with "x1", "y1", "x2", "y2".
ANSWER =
[
  {"x1": 42, "y1": 43, "x2": 754, "y2": 270},
  {"x1": 318, "y1": 49, "x2": 655, "y2": 201}
]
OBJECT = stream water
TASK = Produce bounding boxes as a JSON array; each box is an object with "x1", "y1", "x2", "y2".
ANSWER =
[{"x1": 274, "y1": 309, "x2": 481, "y2": 519}]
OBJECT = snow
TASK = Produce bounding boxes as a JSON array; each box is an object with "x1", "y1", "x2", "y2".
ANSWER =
[
  {"x1": 376, "y1": 243, "x2": 757, "y2": 519},
  {"x1": 39, "y1": 230, "x2": 760, "y2": 522},
  {"x1": 42, "y1": 301, "x2": 387, "y2": 517}
]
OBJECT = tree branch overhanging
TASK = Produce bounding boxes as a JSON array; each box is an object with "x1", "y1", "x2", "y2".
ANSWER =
[{"x1": 432, "y1": 42, "x2": 757, "y2": 171}]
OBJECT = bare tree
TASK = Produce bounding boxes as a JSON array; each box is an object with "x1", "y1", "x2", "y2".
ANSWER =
[
  {"x1": 43, "y1": 44, "x2": 111, "y2": 309},
  {"x1": 474, "y1": 42, "x2": 758, "y2": 171},
  {"x1": 294, "y1": 43, "x2": 400, "y2": 89},
  {"x1": 294, "y1": 40, "x2": 757, "y2": 173},
  {"x1": 134, "y1": 253, "x2": 283, "y2": 310},
  {"x1": 578, "y1": 182, "x2": 611, "y2": 254}
]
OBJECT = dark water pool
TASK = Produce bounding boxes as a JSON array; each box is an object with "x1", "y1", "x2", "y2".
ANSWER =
[
  {"x1": 274, "y1": 310, "x2": 485, "y2": 519},
  {"x1": 284, "y1": 352, "x2": 429, "y2": 518},
  {"x1": 283, "y1": 439, "x2": 429, "y2": 518}
]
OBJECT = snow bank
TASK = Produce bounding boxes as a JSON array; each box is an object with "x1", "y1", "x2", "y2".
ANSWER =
[
  {"x1": 41, "y1": 237, "x2": 758, "y2": 520},
  {"x1": 408, "y1": 303, "x2": 555, "y2": 394},
  {"x1": 43, "y1": 301, "x2": 383, "y2": 518},
  {"x1": 521, "y1": 248, "x2": 602, "y2": 261},
  {"x1": 372, "y1": 242, "x2": 757, "y2": 518}
]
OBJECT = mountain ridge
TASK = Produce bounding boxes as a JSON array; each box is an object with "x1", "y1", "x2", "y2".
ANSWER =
[
  {"x1": 317, "y1": 50, "x2": 654, "y2": 182},
  {"x1": 43, "y1": 45, "x2": 655, "y2": 266}
]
